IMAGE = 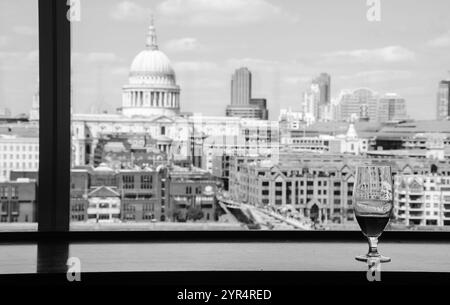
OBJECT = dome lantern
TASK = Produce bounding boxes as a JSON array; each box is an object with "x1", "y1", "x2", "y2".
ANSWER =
[{"x1": 146, "y1": 15, "x2": 158, "y2": 51}]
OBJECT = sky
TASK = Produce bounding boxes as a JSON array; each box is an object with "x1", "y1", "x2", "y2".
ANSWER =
[{"x1": 1, "y1": 0, "x2": 450, "y2": 120}]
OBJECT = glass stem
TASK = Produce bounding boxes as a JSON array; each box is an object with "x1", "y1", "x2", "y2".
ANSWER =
[{"x1": 367, "y1": 237, "x2": 380, "y2": 257}]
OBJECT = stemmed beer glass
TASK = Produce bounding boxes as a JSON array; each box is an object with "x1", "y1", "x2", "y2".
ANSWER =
[{"x1": 353, "y1": 166, "x2": 393, "y2": 263}]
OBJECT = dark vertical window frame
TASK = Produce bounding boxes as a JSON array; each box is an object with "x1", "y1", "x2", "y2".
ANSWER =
[{"x1": 38, "y1": 0, "x2": 71, "y2": 232}]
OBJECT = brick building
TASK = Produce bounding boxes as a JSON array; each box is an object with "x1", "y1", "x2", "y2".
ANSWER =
[
  {"x1": 10, "y1": 163, "x2": 220, "y2": 223},
  {"x1": 0, "y1": 179, "x2": 37, "y2": 223},
  {"x1": 228, "y1": 152, "x2": 450, "y2": 224},
  {"x1": 169, "y1": 166, "x2": 221, "y2": 222}
]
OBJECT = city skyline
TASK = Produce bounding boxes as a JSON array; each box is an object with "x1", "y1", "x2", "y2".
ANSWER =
[{"x1": 1, "y1": 0, "x2": 450, "y2": 120}]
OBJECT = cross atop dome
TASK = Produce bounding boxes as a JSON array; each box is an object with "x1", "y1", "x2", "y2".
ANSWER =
[{"x1": 146, "y1": 14, "x2": 158, "y2": 50}]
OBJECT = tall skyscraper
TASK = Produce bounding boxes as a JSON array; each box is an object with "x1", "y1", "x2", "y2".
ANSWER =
[
  {"x1": 302, "y1": 73, "x2": 331, "y2": 122},
  {"x1": 226, "y1": 67, "x2": 268, "y2": 119},
  {"x1": 377, "y1": 93, "x2": 408, "y2": 122},
  {"x1": 437, "y1": 80, "x2": 450, "y2": 120},
  {"x1": 302, "y1": 83, "x2": 320, "y2": 122},
  {"x1": 231, "y1": 67, "x2": 252, "y2": 106},
  {"x1": 313, "y1": 73, "x2": 331, "y2": 105}
]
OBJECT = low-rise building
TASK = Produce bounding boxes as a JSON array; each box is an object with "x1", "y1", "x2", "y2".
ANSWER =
[
  {"x1": 280, "y1": 124, "x2": 369, "y2": 155},
  {"x1": 169, "y1": 166, "x2": 221, "y2": 222},
  {"x1": 10, "y1": 163, "x2": 222, "y2": 224},
  {"x1": 395, "y1": 174, "x2": 450, "y2": 226},
  {"x1": 0, "y1": 178, "x2": 37, "y2": 223},
  {"x1": 0, "y1": 125, "x2": 39, "y2": 180},
  {"x1": 228, "y1": 152, "x2": 450, "y2": 224}
]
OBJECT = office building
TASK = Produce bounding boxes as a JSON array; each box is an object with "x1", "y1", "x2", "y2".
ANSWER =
[
  {"x1": 377, "y1": 93, "x2": 408, "y2": 122},
  {"x1": 303, "y1": 83, "x2": 320, "y2": 122},
  {"x1": 313, "y1": 73, "x2": 331, "y2": 105},
  {"x1": 338, "y1": 88, "x2": 379, "y2": 122},
  {"x1": 226, "y1": 99, "x2": 269, "y2": 120},
  {"x1": 437, "y1": 80, "x2": 450, "y2": 120},
  {"x1": 230, "y1": 67, "x2": 252, "y2": 106},
  {"x1": 250, "y1": 98, "x2": 269, "y2": 119},
  {"x1": 226, "y1": 68, "x2": 268, "y2": 120}
]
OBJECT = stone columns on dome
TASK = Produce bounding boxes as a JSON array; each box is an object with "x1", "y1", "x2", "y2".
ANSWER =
[{"x1": 124, "y1": 90, "x2": 179, "y2": 109}]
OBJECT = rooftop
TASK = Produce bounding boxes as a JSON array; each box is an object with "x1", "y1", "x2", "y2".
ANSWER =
[{"x1": 0, "y1": 124, "x2": 39, "y2": 138}]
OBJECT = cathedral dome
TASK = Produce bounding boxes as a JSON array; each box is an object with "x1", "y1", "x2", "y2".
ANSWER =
[
  {"x1": 122, "y1": 17, "x2": 181, "y2": 117},
  {"x1": 130, "y1": 49, "x2": 175, "y2": 80},
  {"x1": 128, "y1": 19, "x2": 176, "y2": 86}
]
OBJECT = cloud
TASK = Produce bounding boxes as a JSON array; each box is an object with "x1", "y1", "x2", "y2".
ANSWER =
[
  {"x1": 174, "y1": 61, "x2": 218, "y2": 72},
  {"x1": 26, "y1": 50, "x2": 39, "y2": 62},
  {"x1": 339, "y1": 70, "x2": 414, "y2": 83},
  {"x1": 164, "y1": 38, "x2": 200, "y2": 53},
  {"x1": 0, "y1": 50, "x2": 38, "y2": 62},
  {"x1": 0, "y1": 36, "x2": 8, "y2": 47},
  {"x1": 111, "y1": 67, "x2": 130, "y2": 75},
  {"x1": 157, "y1": 0, "x2": 298, "y2": 26},
  {"x1": 87, "y1": 52, "x2": 120, "y2": 63},
  {"x1": 0, "y1": 50, "x2": 38, "y2": 71},
  {"x1": 323, "y1": 46, "x2": 416, "y2": 63},
  {"x1": 110, "y1": 1, "x2": 151, "y2": 22},
  {"x1": 71, "y1": 52, "x2": 122, "y2": 68},
  {"x1": 427, "y1": 31, "x2": 450, "y2": 48},
  {"x1": 227, "y1": 58, "x2": 280, "y2": 71},
  {"x1": 282, "y1": 76, "x2": 312, "y2": 85},
  {"x1": 179, "y1": 77, "x2": 224, "y2": 89},
  {"x1": 12, "y1": 26, "x2": 37, "y2": 36}
]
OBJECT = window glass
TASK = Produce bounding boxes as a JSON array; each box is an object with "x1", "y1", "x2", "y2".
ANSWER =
[
  {"x1": 0, "y1": 0, "x2": 38, "y2": 232},
  {"x1": 69, "y1": 0, "x2": 450, "y2": 232}
]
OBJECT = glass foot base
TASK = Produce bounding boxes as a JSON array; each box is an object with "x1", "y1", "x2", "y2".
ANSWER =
[{"x1": 355, "y1": 255, "x2": 391, "y2": 263}]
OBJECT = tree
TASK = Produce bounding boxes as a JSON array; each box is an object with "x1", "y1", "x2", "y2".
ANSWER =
[
  {"x1": 171, "y1": 210, "x2": 185, "y2": 222},
  {"x1": 186, "y1": 206, "x2": 204, "y2": 221}
]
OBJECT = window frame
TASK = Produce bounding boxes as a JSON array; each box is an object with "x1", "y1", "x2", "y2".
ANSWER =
[{"x1": 37, "y1": 0, "x2": 71, "y2": 232}]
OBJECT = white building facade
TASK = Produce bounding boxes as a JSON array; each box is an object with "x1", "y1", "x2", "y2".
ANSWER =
[
  {"x1": 395, "y1": 174, "x2": 450, "y2": 226},
  {"x1": 0, "y1": 135, "x2": 39, "y2": 180}
]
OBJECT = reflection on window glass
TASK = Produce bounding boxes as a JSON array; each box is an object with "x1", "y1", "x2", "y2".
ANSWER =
[
  {"x1": 0, "y1": 0, "x2": 38, "y2": 232},
  {"x1": 70, "y1": 0, "x2": 450, "y2": 231}
]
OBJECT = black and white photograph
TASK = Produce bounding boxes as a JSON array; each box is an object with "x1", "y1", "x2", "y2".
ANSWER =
[{"x1": 1, "y1": 0, "x2": 450, "y2": 298}]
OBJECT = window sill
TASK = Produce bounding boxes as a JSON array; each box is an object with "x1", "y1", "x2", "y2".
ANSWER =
[{"x1": 1, "y1": 240, "x2": 449, "y2": 275}]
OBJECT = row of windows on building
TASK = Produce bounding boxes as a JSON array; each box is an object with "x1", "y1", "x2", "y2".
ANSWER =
[
  {"x1": 0, "y1": 202, "x2": 19, "y2": 212},
  {"x1": 185, "y1": 186, "x2": 205, "y2": 195},
  {"x1": 243, "y1": 176, "x2": 354, "y2": 207},
  {"x1": 70, "y1": 202, "x2": 158, "y2": 221},
  {"x1": 0, "y1": 145, "x2": 38, "y2": 152},
  {"x1": 2, "y1": 162, "x2": 38, "y2": 168},
  {"x1": 71, "y1": 202, "x2": 157, "y2": 211},
  {"x1": 0, "y1": 215, "x2": 20, "y2": 222},
  {"x1": 261, "y1": 180, "x2": 330, "y2": 187},
  {"x1": 0, "y1": 186, "x2": 18, "y2": 199},
  {"x1": 87, "y1": 175, "x2": 157, "y2": 190},
  {"x1": 122, "y1": 175, "x2": 153, "y2": 189},
  {"x1": 0, "y1": 154, "x2": 39, "y2": 160}
]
